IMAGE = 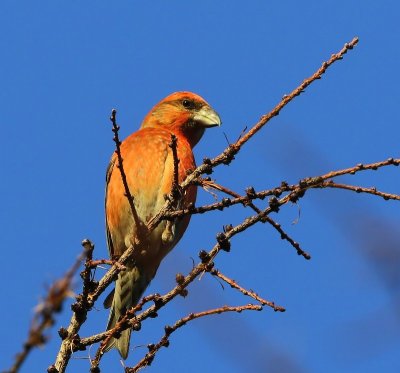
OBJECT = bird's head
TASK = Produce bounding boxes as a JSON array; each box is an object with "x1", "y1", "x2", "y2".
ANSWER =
[{"x1": 141, "y1": 91, "x2": 221, "y2": 147}]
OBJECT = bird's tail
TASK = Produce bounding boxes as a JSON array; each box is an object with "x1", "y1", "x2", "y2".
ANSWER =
[{"x1": 103, "y1": 265, "x2": 149, "y2": 359}]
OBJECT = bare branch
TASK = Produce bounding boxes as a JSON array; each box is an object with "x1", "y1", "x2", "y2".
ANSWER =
[
  {"x1": 315, "y1": 180, "x2": 400, "y2": 201},
  {"x1": 309, "y1": 157, "x2": 399, "y2": 180},
  {"x1": 235, "y1": 38, "x2": 360, "y2": 149},
  {"x1": 168, "y1": 37, "x2": 360, "y2": 191},
  {"x1": 167, "y1": 158, "x2": 400, "y2": 220},
  {"x1": 52, "y1": 239, "x2": 95, "y2": 373},
  {"x1": 163, "y1": 181, "x2": 293, "y2": 218},
  {"x1": 110, "y1": 109, "x2": 143, "y2": 234},
  {"x1": 210, "y1": 269, "x2": 285, "y2": 312},
  {"x1": 81, "y1": 202, "x2": 295, "y2": 350},
  {"x1": 144, "y1": 38, "x2": 360, "y2": 239},
  {"x1": 61, "y1": 157, "x2": 400, "y2": 370},
  {"x1": 200, "y1": 179, "x2": 310, "y2": 259},
  {"x1": 169, "y1": 134, "x2": 180, "y2": 195},
  {"x1": 126, "y1": 304, "x2": 263, "y2": 373}
]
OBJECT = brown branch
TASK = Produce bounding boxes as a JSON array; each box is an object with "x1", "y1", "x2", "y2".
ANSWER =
[
  {"x1": 126, "y1": 304, "x2": 263, "y2": 373},
  {"x1": 161, "y1": 134, "x2": 182, "y2": 243},
  {"x1": 169, "y1": 134, "x2": 180, "y2": 195},
  {"x1": 200, "y1": 179, "x2": 310, "y2": 259},
  {"x1": 81, "y1": 240, "x2": 96, "y2": 304},
  {"x1": 315, "y1": 180, "x2": 400, "y2": 201},
  {"x1": 210, "y1": 269, "x2": 285, "y2": 312},
  {"x1": 166, "y1": 37, "x2": 360, "y2": 193},
  {"x1": 7, "y1": 244, "x2": 89, "y2": 373},
  {"x1": 78, "y1": 156, "x2": 400, "y2": 353},
  {"x1": 235, "y1": 39, "x2": 360, "y2": 150},
  {"x1": 85, "y1": 267, "x2": 285, "y2": 362},
  {"x1": 110, "y1": 109, "x2": 143, "y2": 234},
  {"x1": 51, "y1": 240, "x2": 95, "y2": 373},
  {"x1": 164, "y1": 181, "x2": 293, "y2": 217},
  {"x1": 145, "y1": 38, "x2": 360, "y2": 234},
  {"x1": 80, "y1": 200, "x2": 294, "y2": 350},
  {"x1": 307, "y1": 158, "x2": 399, "y2": 181},
  {"x1": 167, "y1": 158, "x2": 400, "y2": 219},
  {"x1": 79, "y1": 157, "x2": 400, "y2": 355}
]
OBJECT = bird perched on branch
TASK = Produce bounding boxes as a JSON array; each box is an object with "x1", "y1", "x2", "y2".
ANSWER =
[{"x1": 104, "y1": 91, "x2": 221, "y2": 358}]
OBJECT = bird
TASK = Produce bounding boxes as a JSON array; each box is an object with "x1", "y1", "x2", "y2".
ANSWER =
[{"x1": 104, "y1": 91, "x2": 221, "y2": 358}]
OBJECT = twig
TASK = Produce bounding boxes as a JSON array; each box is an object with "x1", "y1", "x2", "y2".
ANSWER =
[
  {"x1": 234, "y1": 38, "x2": 360, "y2": 150},
  {"x1": 110, "y1": 109, "x2": 143, "y2": 234},
  {"x1": 306, "y1": 157, "x2": 399, "y2": 181},
  {"x1": 210, "y1": 269, "x2": 285, "y2": 312},
  {"x1": 126, "y1": 304, "x2": 263, "y2": 373},
  {"x1": 315, "y1": 180, "x2": 400, "y2": 201},
  {"x1": 81, "y1": 240, "x2": 96, "y2": 305},
  {"x1": 162, "y1": 134, "x2": 182, "y2": 243},
  {"x1": 169, "y1": 134, "x2": 180, "y2": 196}
]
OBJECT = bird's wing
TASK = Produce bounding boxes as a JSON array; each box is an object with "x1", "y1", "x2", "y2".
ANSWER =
[{"x1": 105, "y1": 156, "x2": 116, "y2": 258}]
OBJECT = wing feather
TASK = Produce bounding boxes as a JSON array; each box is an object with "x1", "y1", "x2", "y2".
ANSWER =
[{"x1": 105, "y1": 157, "x2": 116, "y2": 258}]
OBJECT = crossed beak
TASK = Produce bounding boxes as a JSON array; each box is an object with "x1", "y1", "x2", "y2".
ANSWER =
[{"x1": 193, "y1": 106, "x2": 222, "y2": 128}]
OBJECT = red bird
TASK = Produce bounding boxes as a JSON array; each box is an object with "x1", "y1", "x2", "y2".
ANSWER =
[{"x1": 104, "y1": 92, "x2": 221, "y2": 358}]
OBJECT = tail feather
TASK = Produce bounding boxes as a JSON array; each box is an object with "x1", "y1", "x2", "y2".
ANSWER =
[{"x1": 104, "y1": 265, "x2": 149, "y2": 359}]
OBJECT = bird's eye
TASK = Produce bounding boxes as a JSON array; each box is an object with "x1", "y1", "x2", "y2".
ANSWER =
[{"x1": 182, "y1": 99, "x2": 194, "y2": 109}]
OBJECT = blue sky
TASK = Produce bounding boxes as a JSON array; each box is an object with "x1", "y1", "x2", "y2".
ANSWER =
[{"x1": 1, "y1": 1, "x2": 399, "y2": 372}]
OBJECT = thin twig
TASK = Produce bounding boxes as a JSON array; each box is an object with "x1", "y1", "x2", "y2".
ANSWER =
[
  {"x1": 126, "y1": 304, "x2": 263, "y2": 373},
  {"x1": 161, "y1": 134, "x2": 182, "y2": 243},
  {"x1": 110, "y1": 109, "x2": 143, "y2": 234},
  {"x1": 306, "y1": 158, "x2": 399, "y2": 181},
  {"x1": 169, "y1": 134, "x2": 180, "y2": 195},
  {"x1": 210, "y1": 269, "x2": 285, "y2": 312},
  {"x1": 234, "y1": 38, "x2": 360, "y2": 149},
  {"x1": 315, "y1": 180, "x2": 400, "y2": 201}
]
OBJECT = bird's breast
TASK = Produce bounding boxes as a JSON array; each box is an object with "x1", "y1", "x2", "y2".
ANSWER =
[{"x1": 106, "y1": 127, "x2": 197, "y2": 260}]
